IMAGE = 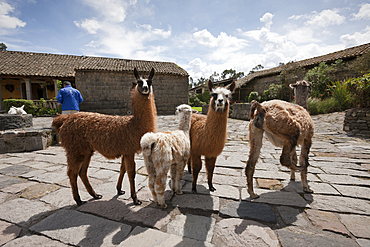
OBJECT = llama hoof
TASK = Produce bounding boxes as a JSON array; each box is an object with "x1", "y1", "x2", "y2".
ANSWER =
[
  {"x1": 192, "y1": 188, "x2": 197, "y2": 193},
  {"x1": 93, "y1": 194, "x2": 102, "y2": 199},
  {"x1": 209, "y1": 186, "x2": 216, "y2": 192},
  {"x1": 76, "y1": 200, "x2": 87, "y2": 206},
  {"x1": 303, "y1": 187, "x2": 313, "y2": 193},
  {"x1": 134, "y1": 199, "x2": 142, "y2": 205},
  {"x1": 160, "y1": 203, "x2": 167, "y2": 209},
  {"x1": 176, "y1": 191, "x2": 183, "y2": 195},
  {"x1": 249, "y1": 193, "x2": 259, "y2": 199},
  {"x1": 117, "y1": 190, "x2": 126, "y2": 195}
]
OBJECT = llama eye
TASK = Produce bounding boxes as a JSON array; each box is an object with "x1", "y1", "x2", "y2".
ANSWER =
[{"x1": 211, "y1": 93, "x2": 217, "y2": 98}]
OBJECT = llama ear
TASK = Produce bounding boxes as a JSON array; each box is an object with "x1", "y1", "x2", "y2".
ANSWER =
[
  {"x1": 227, "y1": 81, "x2": 236, "y2": 93},
  {"x1": 20, "y1": 105, "x2": 24, "y2": 109},
  {"x1": 148, "y1": 68, "x2": 155, "y2": 80},
  {"x1": 207, "y1": 80, "x2": 213, "y2": 92},
  {"x1": 289, "y1": 83, "x2": 297, "y2": 89},
  {"x1": 134, "y1": 67, "x2": 140, "y2": 80}
]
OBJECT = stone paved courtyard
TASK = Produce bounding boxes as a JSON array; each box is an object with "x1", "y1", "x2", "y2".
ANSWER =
[{"x1": 0, "y1": 112, "x2": 370, "y2": 246}]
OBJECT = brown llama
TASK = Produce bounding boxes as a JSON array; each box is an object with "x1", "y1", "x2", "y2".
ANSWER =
[
  {"x1": 189, "y1": 80, "x2": 236, "y2": 193},
  {"x1": 245, "y1": 99, "x2": 314, "y2": 199},
  {"x1": 52, "y1": 68, "x2": 157, "y2": 205},
  {"x1": 289, "y1": 80, "x2": 312, "y2": 110},
  {"x1": 140, "y1": 104, "x2": 192, "y2": 208}
]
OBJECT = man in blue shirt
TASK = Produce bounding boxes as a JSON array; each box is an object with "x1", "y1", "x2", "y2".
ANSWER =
[{"x1": 57, "y1": 81, "x2": 83, "y2": 115}]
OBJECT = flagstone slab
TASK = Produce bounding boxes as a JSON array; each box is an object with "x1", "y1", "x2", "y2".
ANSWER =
[
  {"x1": 317, "y1": 174, "x2": 370, "y2": 186},
  {"x1": 0, "y1": 198, "x2": 53, "y2": 227},
  {"x1": 1, "y1": 181, "x2": 38, "y2": 194},
  {"x1": 320, "y1": 167, "x2": 370, "y2": 178},
  {"x1": 332, "y1": 184, "x2": 370, "y2": 200},
  {"x1": 339, "y1": 214, "x2": 370, "y2": 238},
  {"x1": 212, "y1": 174, "x2": 246, "y2": 187},
  {"x1": 305, "y1": 209, "x2": 350, "y2": 235},
  {"x1": 277, "y1": 228, "x2": 359, "y2": 247},
  {"x1": 182, "y1": 183, "x2": 240, "y2": 200},
  {"x1": 123, "y1": 205, "x2": 174, "y2": 229},
  {"x1": 166, "y1": 214, "x2": 216, "y2": 242},
  {"x1": 282, "y1": 180, "x2": 340, "y2": 195},
  {"x1": 242, "y1": 189, "x2": 310, "y2": 208},
  {"x1": 172, "y1": 194, "x2": 219, "y2": 212},
  {"x1": 0, "y1": 176, "x2": 24, "y2": 189},
  {"x1": 41, "y1": 187, "x2": 91, "y2": 208},
  {"x1": 305, "y1": 194, "x2": 370, "y2": 215},
  {"x1": 30, "y1": 209, "x2": 132, "y2": 247},
  {"x1": 0, "y1": 165, "x2": 34, "y2": 176},
  {"x1": 357, "y1": 238, "x2": 370, "y2": 247},
  {"x1": 0, "y1": 220, "x2": 21, "y2": 246},
  {"x1": 212, "y1": 218, "x2": 278, "y2": 247},
  {"x1": 119, "y1": 226, "x2": 214, "y2": 247},
  {"x1": 277, "y1": 206, "x2": 308, "y2": 227},
  {"x1": 220, "y1": 201, "x2": 276, "y2": 223},
  {"x1": 2, "y1": 234, "x2": 69, "y2": 247},
  {"x1": 21, "y1": 183, "x2": 59, "y2": 199}
]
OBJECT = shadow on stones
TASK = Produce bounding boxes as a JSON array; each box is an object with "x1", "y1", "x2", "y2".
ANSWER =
[{"x1": 234, "y1": 179, "x2": 314, "y2": 234}]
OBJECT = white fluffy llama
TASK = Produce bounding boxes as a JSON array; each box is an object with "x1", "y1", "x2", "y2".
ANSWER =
[
  {"x1": 140, "y1": 104, "x2": 192, "y2": 208},
  {"x1": 246, "y1": 81, "x2": 314, "y2": 199},
  {"x1": 52, "y1": 68, "x2": 157, "y2": 205},
  {"x1": 189, "y1": 80, "x2": 236, "y2": 193}
]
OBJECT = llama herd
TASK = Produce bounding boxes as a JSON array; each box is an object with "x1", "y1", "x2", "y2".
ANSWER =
[{"x1": 52, "y1": 68, "x2": 314, "y2": 208}]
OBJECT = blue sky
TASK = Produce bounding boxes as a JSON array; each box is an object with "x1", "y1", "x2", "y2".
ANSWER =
[{"x1": 1, "y1": 0, "x2": 370, "y2": 82}]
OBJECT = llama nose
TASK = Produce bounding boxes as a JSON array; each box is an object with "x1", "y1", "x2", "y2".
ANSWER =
[{"x1": 218, "y1": 99, "x2": 223, "y2": 104}]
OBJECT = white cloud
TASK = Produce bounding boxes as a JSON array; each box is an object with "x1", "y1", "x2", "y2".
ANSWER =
[
  {"x1": 193, "y1": 29, "x2": 218, "y2": 47},
  {"x1": 260, "y1": 12, "x2": 274, "y2": 29},
  {"x1": 340, "y1": 26, "x2": 370, "y2": 47},
  {"x1": 351, "y1": 3, "x2": 370, "y2": 20},
  {"x1": 305, "y1": 9, "x2": 345, "y2": 28},
  {"x1": 74, "y1": 18, "x2": 101, "y2": 34},
  {"x1": 0, "y1": 2, "x2": 26, "y2": 29}
]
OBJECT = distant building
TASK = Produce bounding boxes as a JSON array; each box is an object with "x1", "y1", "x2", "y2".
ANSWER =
[
  {"x1": 0, "y1": 51, "x2": 189, "y2": 115},
  {"x1": 233, "y1": 42, "x2": 370, "y2": 102}
]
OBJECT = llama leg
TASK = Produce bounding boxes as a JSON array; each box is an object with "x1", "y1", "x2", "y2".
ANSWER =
[
  {"x1": 300, "y1": 139, "x2": 313, "y2": 193},
  {"x1": 175, "y1": 159, "x2": 187, "y2": 194},
  {"x1": 205, "y1": 157, "x2": 217, "y2": 192},
  {"x1": 191, "y1": 155, "x2": 202, "y2": 193},
  {"x1": 146, "y1": 160, "x2": 158, "y2": 203},
  {"x1": 187, "y1": 159, "x2": 192, "y2": 174},
  {"x1": 116, "y1": 156, "x2": 126, "y2": 195},
  {"x1": 170, "y1": 163, "x2": 176, "y2": 192},
  {"x1": 125, "y1": 154, "x2": 141, "y2": 205},
  {"x1": 246, "y1": 125, "x2": 264, "y2": 199},
  {"x1": 155, "y1": 166, "x2": 170, "y2": 208},
  {"x1": 67, "y1": 156, "x2": 84, "y2": 205},
  {"x1": 79, "y1": 153, "x2": 102, "y2": 200},
  {"x1": 290, "y1": 148, "x2": 297, "y2": 180}
]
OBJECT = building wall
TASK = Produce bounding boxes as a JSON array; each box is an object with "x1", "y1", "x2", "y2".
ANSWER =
[
  {"x1": 1, "y1": 79, "x2": 22, "y2": 99},
  {"x1": 75, "y1": 70, "x2": 189, "y2": 115}
]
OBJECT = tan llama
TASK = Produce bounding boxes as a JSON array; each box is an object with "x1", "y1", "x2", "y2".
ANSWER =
[
  {"x1": 140, "y1": 104, "x2": 192, "y2": 208},
  {"x1": 189, "y1": 80, "x2": 236, "y2": 193},
  {"x1": 246, "y1": 97, "x2": 314, "y2": 199},
  {"x1": 52, "y1": 68, "x2": 157, "y2": 205}
]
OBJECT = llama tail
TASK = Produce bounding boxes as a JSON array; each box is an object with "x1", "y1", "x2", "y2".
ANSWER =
[
  {"x1": 51, "y1": 114, "x2": 69, "y2": 133},
  {"x1": 140, "y1": 132, "x2": 157, "y2": 157},
  {"x1": 250, "y1": 100, "x2": 265, "y2": 129}
]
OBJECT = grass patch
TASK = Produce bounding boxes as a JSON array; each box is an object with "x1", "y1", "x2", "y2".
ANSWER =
[{"x1": 191, "y1": 106, "x2": 202, "y2": 112}]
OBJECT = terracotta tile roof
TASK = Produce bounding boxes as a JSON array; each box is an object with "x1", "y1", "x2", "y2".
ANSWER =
[
  {"x1": 236, "y1": 42, "x2": 370, "y2": 89},
  {"x1": 0, "y1": 51, "x2": 188, "y2": 78}
]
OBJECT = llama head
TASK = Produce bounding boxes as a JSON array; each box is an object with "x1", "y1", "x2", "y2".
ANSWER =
[
  {"x1": 208, "y1": 80, "x2": 236, "y2": 112},
  {"x1": 175, "y1": 104, "x2": 192, "y2": 116},
  {"x1": 289, "y1": 80, "x2": 312, "y2": 101},
  {"x1": 133, "y1": 67, "x2": 155, "y2": 95}
]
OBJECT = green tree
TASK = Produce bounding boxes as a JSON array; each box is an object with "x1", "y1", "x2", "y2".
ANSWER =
[
  {"x1": 0, "y1": 43, "x2": 7, "y2": 51},
  {"x1": 221, "y1": 69, "x2": 244, "y2": 79},
  {"x1": 304, "y1": 62, "x2": 335, "y2": 99},
  {"x1": 247, "y1": 64, "x2": 264, "y2": 75}
]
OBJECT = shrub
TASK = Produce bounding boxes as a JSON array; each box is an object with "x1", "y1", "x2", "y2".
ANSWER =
[
  {"x1": 3, "y1": 99, "x2": 38, "y2": 115},
  {"x1": 329, "y1": 81, "x2": 351, "y2": 111},
  {"x1": 304, "y1": 62, "x2": 335, "y2": 99},
  {"x1": 345, "y1": 73, "x2": 370, "y2": 108},
  {"x1": 247, "y1": 92, "x2": 260, "y2": 102}
]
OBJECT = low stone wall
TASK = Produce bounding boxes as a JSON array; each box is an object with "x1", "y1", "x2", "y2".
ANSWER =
[
  {"x1": 0, "y1": 114, "x2": 33, "y2": 131},
  {"x1": 230, "y1": 103, "x2": 251, "y2": 121},
  {"x1": 0, "y1": 127, "x2": 58, "y2": 154},
  {"x1": 343, "y1": 108, "x2": 370, "y2": 137}
]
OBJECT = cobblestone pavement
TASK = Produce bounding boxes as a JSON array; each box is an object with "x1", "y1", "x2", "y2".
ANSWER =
[{"x1": 0, "y1": 112, "x2": 369, "y2": 246}]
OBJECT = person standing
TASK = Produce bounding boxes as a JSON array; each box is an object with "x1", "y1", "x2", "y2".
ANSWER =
[{"x1": 57, "y1": 81, "x2": 83, "y2": 115}]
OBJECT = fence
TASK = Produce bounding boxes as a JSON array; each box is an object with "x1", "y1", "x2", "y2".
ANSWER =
[{"x1": 32, "y1": 100, "x2": 60, "y2": 109}]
